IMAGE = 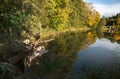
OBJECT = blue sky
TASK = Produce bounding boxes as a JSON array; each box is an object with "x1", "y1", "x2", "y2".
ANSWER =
[{"x1": 83, "y1": 0, "x2": 120, "y2": 17}]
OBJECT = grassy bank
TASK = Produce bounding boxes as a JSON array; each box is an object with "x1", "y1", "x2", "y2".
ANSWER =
[{"x1": 40, "y1": 27, "x2": 90, "y2": 40}]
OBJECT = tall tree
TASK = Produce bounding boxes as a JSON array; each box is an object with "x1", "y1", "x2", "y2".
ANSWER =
[
  {"x1": 69, "y1": 0, "x2": 89, "y2": 27},
  {"x1": 86, "y1": 3, "x2": 100, "y2": 28}
]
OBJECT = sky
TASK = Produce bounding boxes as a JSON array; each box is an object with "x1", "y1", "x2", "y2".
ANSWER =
[{"x1": 83, "y1": 0, "x2": 120, "y2": 17}]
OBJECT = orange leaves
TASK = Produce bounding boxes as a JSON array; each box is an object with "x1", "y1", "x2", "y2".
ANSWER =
[
  {"x1": 86, "y1": 3, "x2": 100, "y2": 27},
  {"x1": 87, "y1": 31, "x2": 92, "y2": 37},
  {"x1": 87, "y1": 11, "x2": 100, "y2": 27},
  {"x1": 114, "y1": 34, "x2": 120, "y2": 41}
]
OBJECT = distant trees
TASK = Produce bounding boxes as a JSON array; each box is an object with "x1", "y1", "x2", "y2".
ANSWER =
[{"x1": 105, "y1": 13, "x2": 120, "y2": 26}]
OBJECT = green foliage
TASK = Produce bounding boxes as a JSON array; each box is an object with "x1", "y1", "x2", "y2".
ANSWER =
[
  {"x1": 37, "y1": 0, "x2": 96, "y2": 29},
  {"x1": 0, "y1": 0, "x2": 100, "y2": 58},
  {"x1": 69, "y1": 0, "x2": 89, "y2": 27},
  {"x1": 44, "y1": 0, "x2": 71, "y2": 30},
  {"x1": 0, "y1": 0, "x2": 42, "y2": 58}
]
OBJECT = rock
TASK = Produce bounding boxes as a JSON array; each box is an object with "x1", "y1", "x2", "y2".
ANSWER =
[{"x1": 0, "y1": 62, "x2": 22, "y2": 79}]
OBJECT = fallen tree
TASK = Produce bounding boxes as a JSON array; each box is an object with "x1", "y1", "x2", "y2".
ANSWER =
[{"x1": 6, "y1": 34, "x2": 54, "y2": 72}]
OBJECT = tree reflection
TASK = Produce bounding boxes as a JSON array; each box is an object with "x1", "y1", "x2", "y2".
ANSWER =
[
  {"x1": 28, "y1": 29, "x2": 120, "y2": 79},
  {"x1": 104, "y1": 30, "x2": 120, "y2": 44},
  {"x1": 31, "y1": 31, "x2": 97, "y2": 79}
]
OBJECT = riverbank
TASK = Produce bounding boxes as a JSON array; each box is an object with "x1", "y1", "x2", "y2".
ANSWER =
[
  {"x1": 0, "y1": 27, "x2": 90, "y2": 79},
  {"x1": 40, "y1": 27, "x2": 90, "y2": 40},
  {"x1": 0, "y1": 27, "x2": 90, "y2": 60}
]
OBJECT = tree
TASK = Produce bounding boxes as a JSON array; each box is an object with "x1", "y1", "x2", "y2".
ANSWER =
[
  {"x1": 117, "y1": 18, "x2": 120, "y2": 26},
  {"x1": 98, "y1": 17, "x2": 106, "y2": 27},
  {"x1": 0, "y1": 0, "x2": 43, "y2": 54},
  {"x1": 69, "y1": 0, "x2": 89, "y2": 27},
  {"x1": 97, "y1": 17, "x2": 106, "y2": 32},
  {"x1": 86, "y1": 3, "x2": 100, "y2": 28}
]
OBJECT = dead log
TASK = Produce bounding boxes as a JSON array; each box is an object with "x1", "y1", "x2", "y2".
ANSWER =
[
  {"x1": 37, "y1": 38, "x2": 54, "y2": 46},
  {"x1": 24, "y1": 46, "x2": 48, "y2": 70},
  {"x1": 6, "y1": 35, "x2": 52, "y2": 71},
  {"x1": 7, "y1": 45, "x2": 48, "y2": 72}
]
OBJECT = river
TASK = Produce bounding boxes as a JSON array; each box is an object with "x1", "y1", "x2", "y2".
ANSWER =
[{"x1": 31, "y1": 30, "x2": 120, "y2": 79}]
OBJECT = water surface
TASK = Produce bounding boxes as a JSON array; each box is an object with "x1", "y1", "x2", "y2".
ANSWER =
[
  {"x1": 32, "y1": 31, "x2": 120, "y2": 79},
  {"x1": 68, "y1": 38, "x2": 120, "y2": 79}
]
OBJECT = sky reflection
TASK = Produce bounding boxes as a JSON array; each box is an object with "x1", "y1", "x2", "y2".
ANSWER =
[{"x1": 69, "y1": 38, "x2": 120, "y2": 78}]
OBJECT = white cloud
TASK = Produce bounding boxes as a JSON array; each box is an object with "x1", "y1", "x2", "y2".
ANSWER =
[{"x1": 93, "y1": 3, "x2": 120, "y2": 17}]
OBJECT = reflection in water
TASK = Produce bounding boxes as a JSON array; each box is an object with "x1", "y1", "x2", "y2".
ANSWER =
[
  {"x1": 104, "y1": 31, "x2": 120, "y2": 43},
  {"x1": 68, "y1": 38, "x2": 120, "y2": 79},
  {"x1": 31, "y1": 31, "x2": 97, "y2": 79},
  {"x1": 31, "y1": 30, "x2": 120, "y2": 79}
]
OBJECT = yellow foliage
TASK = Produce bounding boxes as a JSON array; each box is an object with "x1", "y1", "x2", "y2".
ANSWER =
[
  {"x1": 87, "y1": 9, "x2": 100, "y2": 27},
  {"x1": 114, "y1": 35, "x2": 120, "y2": 40},
  {"x1": 87, "y1": 31, "x2": 92, "y2": 37},
  {"x1": 88, "y1": 21, "x2": 93, "y2": 26},
  {"x1": 86, "y1": 31, "x2": 97, "y2": 46},
  {"x1": 87, "y1": 17, "x2": 95, "y2": 26},
  {"x1": 117, "y1": 18, "x2": 120, "y2": 25}
]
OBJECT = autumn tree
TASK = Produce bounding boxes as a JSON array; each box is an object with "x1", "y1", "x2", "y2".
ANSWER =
[
  {"x1": 117, "y1": 18, "x2": 120, "y2": 26},
  {"x1": 41, "y1": 0, "x2": 71, "y2": 30},
  {"x1": 86, "y1": 3, "x2": 100, "y2": 28}
]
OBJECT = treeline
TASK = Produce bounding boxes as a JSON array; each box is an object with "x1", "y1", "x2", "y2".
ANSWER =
[
  {"x1": 105, "y1": 13, "x2": 120, "y2": 26},
  {"x1": 0, "y1": 0, "x2": 100, "y2": 54}
]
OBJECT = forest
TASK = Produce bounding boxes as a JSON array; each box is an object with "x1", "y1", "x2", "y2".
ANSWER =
[{"x1": 0, "y1": 0, "x2": 100, "y2": 56}]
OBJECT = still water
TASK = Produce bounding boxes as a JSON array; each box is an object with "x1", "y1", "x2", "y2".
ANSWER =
[
  {"x1": 32, "y1": 31, "x2": 120, "y2": 79},
  {"x1": 68, "y1": 38, "x2": 120, "y2": 79}
]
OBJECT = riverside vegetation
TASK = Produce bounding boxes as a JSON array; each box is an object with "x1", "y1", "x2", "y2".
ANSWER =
[{"x1": 0, "y1": 0, "x2": 100, "y2": 61}]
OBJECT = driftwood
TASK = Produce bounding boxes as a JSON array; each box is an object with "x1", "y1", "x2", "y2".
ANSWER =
[
  {"x1": 37, "y1": 38, "x2": 54, "y2": 46},
  {"x1": 24, "y1": 46, "x2": 48, "y2": 68},
  {"x1": 6, "y1": 34, "x2": 54, "y2": 71},
  {"x1": 40, "y1": 39, "x2": 54, "y2": 44},
  {"x1": 7, "y1": 39, "x2": 53, "y2": 65}
]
